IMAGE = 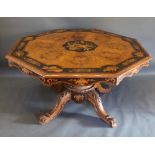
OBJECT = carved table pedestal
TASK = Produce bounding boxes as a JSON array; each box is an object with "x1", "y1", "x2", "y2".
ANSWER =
[{"x1": 40, "y1": 81, "x2": 116, "y2": 127}]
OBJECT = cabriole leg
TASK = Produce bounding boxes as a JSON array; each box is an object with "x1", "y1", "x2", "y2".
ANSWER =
[
  {"x1": 86, "y1": 90, "x2": 117, "y2": 128},
  {"x1": 39, "y1": 90, "x2": 71, "y2": 125}
]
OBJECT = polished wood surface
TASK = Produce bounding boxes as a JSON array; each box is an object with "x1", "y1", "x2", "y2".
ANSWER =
[
  {"x1": 6, "y1": 29, "x2": 151, "y2": 128},
  {"x1": 14, "y1": 31, "x2": 139, "y2": 68},
  {"x1": 6, "y1": 29, "x2": 151, "y2": 79}
]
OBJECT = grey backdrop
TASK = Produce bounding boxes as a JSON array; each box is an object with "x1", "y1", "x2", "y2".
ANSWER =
[{"x1": 0, "y1": 18, "x2": 155, "y2": 136}]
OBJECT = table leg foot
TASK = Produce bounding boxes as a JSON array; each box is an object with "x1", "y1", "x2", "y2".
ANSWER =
[
  {"x1": 39, "y1": 90, "x2": 71, "y2": 125},
  {"x1": 86, "y1": 90, "x2": 117, "y2": 128}
]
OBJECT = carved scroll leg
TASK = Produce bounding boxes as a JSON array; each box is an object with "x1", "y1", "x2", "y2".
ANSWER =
[
  {"x1": 95, "y1": 82, "x2": 112, "y2": 94},
  {"x1": 39, "y1": 90, "x2": 71, "y2": 125},
  {"x1": 87, "y1": 90, "x2": 117, "y2": 128}
]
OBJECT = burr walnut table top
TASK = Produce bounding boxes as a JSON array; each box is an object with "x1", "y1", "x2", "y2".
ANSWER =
[{"x1": 6, "y1": 29, "x2": 151, "y2": 83}]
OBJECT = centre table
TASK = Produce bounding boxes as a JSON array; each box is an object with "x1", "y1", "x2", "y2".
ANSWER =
[{"x1": 6, "y1": 29, "x2": 151, "y2": 128}]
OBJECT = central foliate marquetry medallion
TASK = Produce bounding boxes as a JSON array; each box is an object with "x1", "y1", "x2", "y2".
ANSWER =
[{"x1": 63, "y1": 40, "x2": 97, "y2": 52}]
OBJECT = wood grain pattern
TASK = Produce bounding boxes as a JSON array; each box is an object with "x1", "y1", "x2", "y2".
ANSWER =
[{"x1": 6, "y1": 29, "x2": 151, "y2": 77}]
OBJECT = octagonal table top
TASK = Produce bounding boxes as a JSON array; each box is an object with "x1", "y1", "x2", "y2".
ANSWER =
[{"x1": 6, "y1": 29, "x2": 151, "y2": 79}]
